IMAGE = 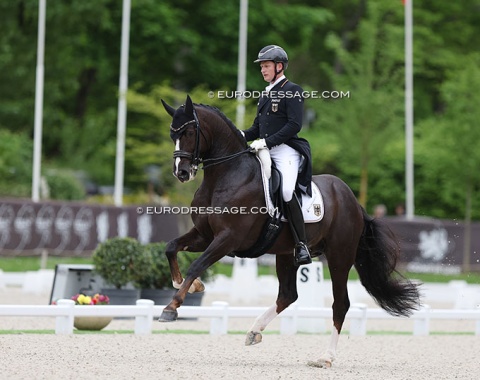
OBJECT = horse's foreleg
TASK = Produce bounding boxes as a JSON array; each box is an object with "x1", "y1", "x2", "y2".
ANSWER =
[
  {"x1": 160, "y1": 232, "x2": 233, "y2": 322},
  {"x1": 165, "y1": 227, "x2": 209, "y2": 293},
  {"x1": 246, "y1": 254, "x2": 298, "y2": 346},
  {"x1": 159, "y1": 228, "x2": 209, "y2": 322}
]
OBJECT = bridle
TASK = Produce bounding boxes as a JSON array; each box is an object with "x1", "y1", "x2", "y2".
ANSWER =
[
  {"x1": 172, "y1": 107, "x2": 203, "y2": 174},
  {"x1": 171, "y1": 108, "x2": 251, "y2": 176}
]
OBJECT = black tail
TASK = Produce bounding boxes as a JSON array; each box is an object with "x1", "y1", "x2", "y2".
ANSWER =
[{"x1": 355, "y1": 209, "x2": 421, "y2": 317}]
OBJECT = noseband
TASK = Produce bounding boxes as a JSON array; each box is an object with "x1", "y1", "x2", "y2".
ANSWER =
[{"x1": 171, "y1": 107, "x2": 252, "y2": 174}]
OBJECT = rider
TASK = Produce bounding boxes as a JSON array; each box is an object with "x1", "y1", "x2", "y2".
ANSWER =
[{"x1": 242, "y1": 45, "x2": 312, "y2": 266}]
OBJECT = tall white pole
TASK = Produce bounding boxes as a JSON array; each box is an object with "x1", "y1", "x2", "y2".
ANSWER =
[
  {"x1": 32, "y1": 0, "x2": 46, "y2": 202},
  {"x1": 114, "y1": 0, "x2": 131, "y2": 207},
  {"x1": 233, "y1": 0, "x2": 255, "y2": 286},
  {"x1": 405, "y1": 0, "x2": 414, "y2": 220},
  {"x1": 235, "y1": 0, "x2": 248, "y2": 129}
]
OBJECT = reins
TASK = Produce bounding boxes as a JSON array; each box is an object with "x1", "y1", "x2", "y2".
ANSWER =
[{"x1": 201, "y1": 148, "x2": 252, "y2": 169}]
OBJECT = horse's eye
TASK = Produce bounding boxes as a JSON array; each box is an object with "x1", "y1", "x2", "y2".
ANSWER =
[{"x1": 186, "y1": 129, "x2": 195, "y2": 138}]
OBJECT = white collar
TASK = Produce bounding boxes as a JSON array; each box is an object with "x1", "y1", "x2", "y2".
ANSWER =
[{"x1": 265, "y1": 75, "x2": 286, "y2": 92}]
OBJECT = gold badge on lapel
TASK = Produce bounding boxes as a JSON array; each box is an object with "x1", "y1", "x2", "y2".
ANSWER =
[{"x1": 271, "y1": 103, "x2": 278, "y2": 112}]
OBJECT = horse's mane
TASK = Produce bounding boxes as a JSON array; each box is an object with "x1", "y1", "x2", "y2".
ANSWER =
[{"x1": 196, "y1": 104, "x2": 246, "y2": 142}]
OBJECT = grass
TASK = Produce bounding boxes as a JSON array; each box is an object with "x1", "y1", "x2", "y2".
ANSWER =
[
  {"x1": 0, "y1": 256, "x2": 93, "y2": 272},
  {"x1": 1, "y1": 256, "x2": 479, "y2": 284}
]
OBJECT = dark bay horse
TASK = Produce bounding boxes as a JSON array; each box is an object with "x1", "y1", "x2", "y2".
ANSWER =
[{"x1": 159, "y1": 95, "x2": 420, "y2": 368}]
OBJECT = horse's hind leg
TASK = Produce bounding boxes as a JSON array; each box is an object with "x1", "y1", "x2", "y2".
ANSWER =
[
  {"x1": 308, "y1": 246, "x2": 354, "y2": 368},
  {"x1": 246, "y1": 254, "x2": 298, "y2": 346}
]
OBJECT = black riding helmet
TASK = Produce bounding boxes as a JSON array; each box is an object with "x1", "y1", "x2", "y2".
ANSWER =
[{"x1": 254, "y1": 45, "x2": 288, "y2": 82}]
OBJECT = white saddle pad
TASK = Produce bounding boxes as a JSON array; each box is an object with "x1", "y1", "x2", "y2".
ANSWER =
[{"x1": 256, "y1": 155, "x2": 324, "y2": 223}]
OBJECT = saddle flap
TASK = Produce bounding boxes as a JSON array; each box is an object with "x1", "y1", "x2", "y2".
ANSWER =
[
  {"x1": 256, "y1": 155, "x2": 324, "y2": 223},
  {"x1": 268, "y1": 165, "x2": 281, "y2": 204}
]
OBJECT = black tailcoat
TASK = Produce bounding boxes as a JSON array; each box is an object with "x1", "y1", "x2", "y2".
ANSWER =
[{"x1": 244, "y1": 78, "x2": 313, "y2": 196}]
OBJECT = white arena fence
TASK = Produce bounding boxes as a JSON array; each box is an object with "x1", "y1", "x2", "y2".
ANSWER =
[{"x1": 1, "y1": 299, "x2": 479, "y2": 336}]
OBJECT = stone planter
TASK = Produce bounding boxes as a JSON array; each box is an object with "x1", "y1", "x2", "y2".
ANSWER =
[{"x1": 74, "y1": 316, "x2": 113, "y2": 331}]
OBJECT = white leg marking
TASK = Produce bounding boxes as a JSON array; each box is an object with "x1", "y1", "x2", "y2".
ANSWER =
[
  {"x1": 245, "y1": 304, "x2": 279, "y2": 346},
  {"x1": 172, "y1": 278, "x2": 201, "y2": 293},
  {"x1": 172, "y1": 279, "x2": 183, "y2": 289},
  {"x1": 249, "y1": 304, "x2": 278, "y2": 333},
  {"x1": 309, "y1": 327, "x2": 339, "y2": 368},
  {"x1": 324, "y1": 327, "x2": 339, "y2": 361}
]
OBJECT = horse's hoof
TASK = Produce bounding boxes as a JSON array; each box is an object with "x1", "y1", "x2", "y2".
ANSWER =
[
  {"x1": 158, "y1": 309, "x2": 178, "y2": 322},
  {"x1": 307, "y1": 359, "x2": 332, "y2": 369},
  {"x1": 245, "y1": 331, "x2": 262, "y2": 346}
]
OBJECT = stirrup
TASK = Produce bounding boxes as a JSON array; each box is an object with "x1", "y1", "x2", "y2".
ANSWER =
[{"x1": 294, "y1": 241, "x2": 312, "y2": 266}]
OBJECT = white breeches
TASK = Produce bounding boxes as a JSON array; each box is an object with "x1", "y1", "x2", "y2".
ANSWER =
[{"x1": 269, "y1": 144, "x2": 301, "y2": 202}]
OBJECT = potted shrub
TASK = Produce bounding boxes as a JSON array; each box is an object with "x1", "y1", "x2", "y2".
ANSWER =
[
  {"x1": 134, "y1": 242, "x2": 176, "y2": 305},
  {"x1": 92, "y1": 237, "x2": 146, "y2": 305}
]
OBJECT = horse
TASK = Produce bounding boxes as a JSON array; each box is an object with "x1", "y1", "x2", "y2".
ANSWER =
[{"x1": 158, "y1": 95, "x2": 420, "y2": 368}]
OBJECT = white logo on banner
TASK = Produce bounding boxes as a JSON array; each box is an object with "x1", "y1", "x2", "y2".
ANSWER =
[
  {"x1": 117, "y1": 212, "x2": 128, "y2": 237},
  {"x1": 35, "y1": 205, "x2": 55, "y2": 248},
  {"x1": 418, "y1": 228, "x2": 449, "y2": 262},
  {"x1": 74, "y1": 208, "x2": 94, "y2": 252},
  {"x1": 137, "y1": 214, "x2": 152, "y2": 244},
  {"x1": 96, "y1": 211, "x2": 109, "y2": 243},
  {"x1": 54, "y1": 206, "x2": 74, "y2": 253},
  {"x1": 0, "y1": 204, "x2": 14, "y2": 248},
  {"x1": 14, "y1": 204, "x2": 35, "y2": 251}
]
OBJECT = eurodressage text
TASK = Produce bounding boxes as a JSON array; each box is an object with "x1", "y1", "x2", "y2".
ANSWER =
[
  {"x1": 137, "y1": 206, "x2": 275, "y2": 215},
  {"x1": 210, "y1": 90, "x2": 351, "y2": 100}
]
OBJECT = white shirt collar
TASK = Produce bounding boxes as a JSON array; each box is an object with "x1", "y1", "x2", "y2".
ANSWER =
[{"x1": 265, "y1": 75, "x2": 286, "y2": 92}]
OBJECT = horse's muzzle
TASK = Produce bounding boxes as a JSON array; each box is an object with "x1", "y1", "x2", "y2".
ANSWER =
[
  {"x1": 174, "y1": 165, "x2": 197, "y2": 183},
  {"x1": 175, "y1": 169, "x2": 190, "y2": 183}
]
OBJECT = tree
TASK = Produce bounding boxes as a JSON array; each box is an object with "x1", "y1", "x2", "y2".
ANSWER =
[
  {"x1": 310, "y1": 1, "x2": 405, "y2": 209},
  {"x1": 418, "y1": 54, "x2": 480, "y2": 271},
  {"x1": 0, "y1": 129, "x2": 32, "y2": 197},
  {"x1": 2, "y1": 0, "x2": 480, "y2": 222}
]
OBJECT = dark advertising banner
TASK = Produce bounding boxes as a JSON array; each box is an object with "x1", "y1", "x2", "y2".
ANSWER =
[
  {"x1": 1, "y1": 199, "x2": 479, "y2": 272},
  {"x1": 384, "y1": 216, "x2": 480, "y2": 273},
  {"x1": 0, "y1": 200, "x2": 179, "y2": 257}
]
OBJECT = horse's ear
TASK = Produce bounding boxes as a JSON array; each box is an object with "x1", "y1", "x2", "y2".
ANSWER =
[
  {"x1": 184, "y1": 95, "x2": 194, "y2": 118},
  {"x1": 161, "y1": 99, "x2": 176, "y2": 117}
]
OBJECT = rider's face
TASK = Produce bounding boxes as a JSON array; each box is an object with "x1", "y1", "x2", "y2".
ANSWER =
[{"x1": 260, "y1": 61, "x2": 282, "y2": 83}]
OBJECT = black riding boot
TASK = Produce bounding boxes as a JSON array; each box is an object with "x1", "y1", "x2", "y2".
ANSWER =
[{"x1": 285, "y1": 195, "x2": 312, "y2": 266}]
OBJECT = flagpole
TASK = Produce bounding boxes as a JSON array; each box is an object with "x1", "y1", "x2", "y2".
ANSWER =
[
  {"x1": 32, "y1": 0, "x2": 46, "y2": 202},
  {"x1": 113, "y1": 0, "x2": 131, "y2": 207},
  {"x1": 405, "y1": 0, "x2": 414, "y2": 220},
  {"x1": 235, "y1": 0, "x2": 248, "y2": 129}
]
